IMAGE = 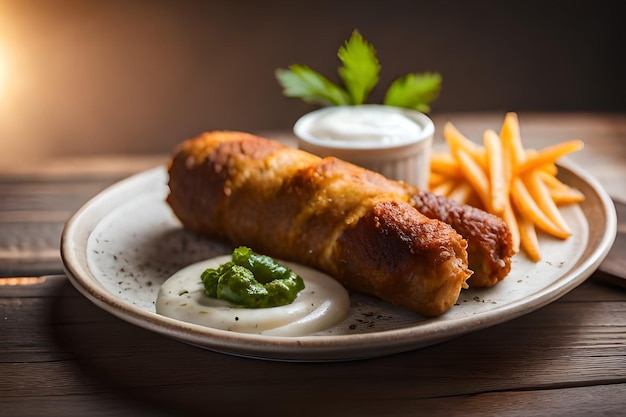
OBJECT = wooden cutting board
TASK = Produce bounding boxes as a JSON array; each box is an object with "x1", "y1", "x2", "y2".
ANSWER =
[{"x1": 596, "y1": 199, "x2": 626, "y2": 288}]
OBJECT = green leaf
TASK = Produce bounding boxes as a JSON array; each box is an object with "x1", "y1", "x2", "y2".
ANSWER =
[
  {"x1": 275, "y1": 65, "x2": 350, "y2": 106},
  {"x1": 275, "y1": 30, "x2": 443, "y2": 110},
  {"x1": 337, "y1": 30, "x2": 380, "y2": 105},
  {"x1": 383, "y1": 72, "x2": 442, "y2": 112}
]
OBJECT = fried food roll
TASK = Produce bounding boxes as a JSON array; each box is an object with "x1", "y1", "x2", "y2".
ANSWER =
[
  {"x1": 167, "y1": 131, "x2": 472, "y2": 317},
  {"x1": 410, "y1": 190, "x2": 514, "y2": 287}
]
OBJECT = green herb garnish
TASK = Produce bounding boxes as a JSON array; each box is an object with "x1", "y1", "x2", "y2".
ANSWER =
[
  {"x1": 275, "y1": 29, "x2": 442, "y2": 112},
  {"x1": 201, "y1": 247, "x2": 305, "y2": 308}
]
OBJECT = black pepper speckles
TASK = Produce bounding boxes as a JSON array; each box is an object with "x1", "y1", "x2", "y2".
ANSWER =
[
  {"x1": 347, "y1": 311, "x2": 393, "y2": 331},
  {"x1": 459, "y1": 296, "x2": 497, "y2": 305}
]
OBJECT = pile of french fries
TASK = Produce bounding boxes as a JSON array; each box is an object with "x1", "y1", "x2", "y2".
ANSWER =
[{"x1": 429, "y1": 112, "x2": 585, "y2": 262}]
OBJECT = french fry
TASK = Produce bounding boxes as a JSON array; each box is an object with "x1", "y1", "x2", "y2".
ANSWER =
[
  {"x1": 455, "y1": 149, "x2": 492, "y2": 211},
  {"x1": 429, "y1": 112, "x2": 584, "y2": 262},
  {"x1": 444, "y1": 122, "x2": 487, "y2": 168},
  {"x1": 538, "y1": 171, "x2": 585, "y2": 204},
  {"x1": 537, "y1": 170, "x2": 566, "y2": 189},
  {"x1": 429, "y1": 172, "x2": 450, "y2": 189},
  {"x1": 549, "y1": 188, "x2": 586, "y2": 205},
  {"x1": 537, "y1": 162, "x2": 559, "y2": 176},
  {"x1": 483, "y1": 129, "x2": 507, "y2": 215},
  {"x1": 510, "y1": 177, "x2": 570, "y2": 239},
  {"x1": 431, "y1": 178, "x2": 457, "y2": 197},
  {"x1": 518, "y1": 212, "x2": 541, "y2": 262},
  {"x1": 430, "y1": 151, "x2": 457, "y2": 166},
  {"x1": 429, "y1": 152, "x2": 464, "y2": 179},
  {"x1": 524, "y1": 149, "x2": 559, "y2": 175},
  {"x1": 516, "y1": 140, "x2": 584, "y2": 175},
  {"x1": 446, "y1": 181, "x2": 474, "y2": 205},
  {"x1": 502, "y1": 198, "x2": 521, "y2": 253},
  {"x1": 522, "y1": 170, "x2": 571, "y2": 235},
  {"x1": 500, "y1": 112, "x2": 525, "y2": 168}
]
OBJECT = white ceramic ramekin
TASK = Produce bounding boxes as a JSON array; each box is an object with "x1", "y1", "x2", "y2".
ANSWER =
[{"x1": 293, "y1": 105, "x2": 433, "y2": 189}]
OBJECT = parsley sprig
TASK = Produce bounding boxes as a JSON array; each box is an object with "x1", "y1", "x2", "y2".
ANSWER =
[{"x1": 276, "y1": 30, "x2": 442, "y2": 112}]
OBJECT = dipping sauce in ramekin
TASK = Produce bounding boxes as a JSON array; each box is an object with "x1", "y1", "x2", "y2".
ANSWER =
[{"x1": 294, "y1": 105, "x2": 433, "y2": 188}]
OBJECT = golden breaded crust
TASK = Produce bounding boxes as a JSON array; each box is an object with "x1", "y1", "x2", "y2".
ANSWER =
[
  {"x1": 410, "y1": 190, "x2": 514, "y2": 287},
  {"x1": 166, "y1": 131, "x2": 511, "y2": 316}
]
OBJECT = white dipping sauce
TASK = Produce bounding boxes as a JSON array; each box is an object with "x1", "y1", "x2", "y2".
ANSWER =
[
  {"x1": 294, "y1": 105, "x2": 435, "y2": 188},
  {"x1": 155, "y1": 256, "x2": 350, "y2": 337},
  {"x1": 307, "y1": 106, "x2": 423, "y2": 144}
]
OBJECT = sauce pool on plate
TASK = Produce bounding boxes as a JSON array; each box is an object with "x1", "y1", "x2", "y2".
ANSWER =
[{"x1": 156, "y1": 256, "x2": 350, "y2": 337}]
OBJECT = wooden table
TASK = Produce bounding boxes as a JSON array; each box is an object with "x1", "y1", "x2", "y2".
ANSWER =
[{"x1": 1, "y1": 113, "x2": 625, "y2": 416}]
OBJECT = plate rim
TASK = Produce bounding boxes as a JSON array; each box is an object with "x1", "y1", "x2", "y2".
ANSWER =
[{"x1": 61, "y1": 159, "x2": 617, "y2": 361}]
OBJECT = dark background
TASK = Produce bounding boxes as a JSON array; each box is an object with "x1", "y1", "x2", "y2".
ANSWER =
[{"x1": 0, "y1": 0, "x2": 624, "y2": 161}]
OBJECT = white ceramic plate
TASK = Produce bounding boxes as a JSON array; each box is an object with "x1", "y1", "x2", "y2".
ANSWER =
[{"x1": 61, "y1": 160, "x2": 616, "y2": 361}]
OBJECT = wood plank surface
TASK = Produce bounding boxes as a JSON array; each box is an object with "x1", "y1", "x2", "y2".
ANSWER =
[
  {"x1": 1, "y1": 275, "x2": 625, "y2": 417},
  {"x1": 0, "y1": 113, "x2": 625, "y2": 417},
  {"x1": 0, "y1": 156, "x2": 166, "y2": 277}
]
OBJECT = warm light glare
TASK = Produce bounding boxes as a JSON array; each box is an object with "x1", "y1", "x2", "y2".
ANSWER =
[
  {"x1": 0, "y1": 277, "x2": 47, "y2": 286},
  {"x1": 0, "y1": 46, "x2": 5, "y2": 94}
]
